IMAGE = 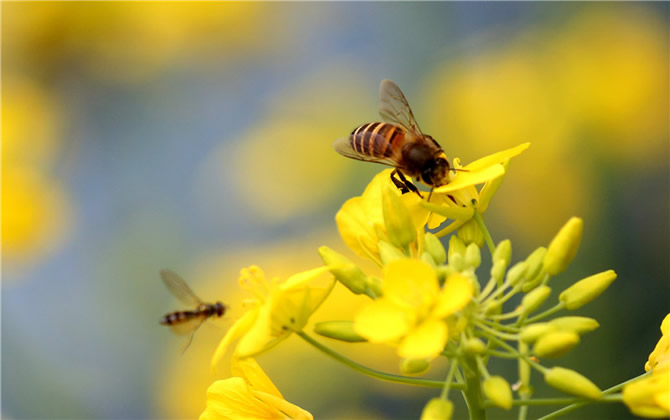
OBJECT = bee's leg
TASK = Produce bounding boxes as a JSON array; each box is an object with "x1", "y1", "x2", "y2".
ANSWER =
[
  {"x1": 390, "y1": 169, "x2": 411, "y2": 194},
  {"x1": 394, "y1": 169, "x2": 423, "y2": 199}
]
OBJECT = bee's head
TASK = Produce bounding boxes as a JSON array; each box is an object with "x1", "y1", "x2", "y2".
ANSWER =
[{"x1": 422, "y1": 157, "x2": 450, "y2": 187}]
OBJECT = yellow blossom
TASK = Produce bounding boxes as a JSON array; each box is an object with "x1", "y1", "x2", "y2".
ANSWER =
[
  {"x1": 646, "y1": 313, "x2": 670, "y2": 372},
  {"x1": 335, "y1": 170, "x2": 425, "y2": 263},
  {"x1": 211, "y1": 266, "x2": 334, "y2": 372},
  {"x1": 623, "y1": 360, "x2": 670, "y2": 418},
  {"x1": 420, "y1": 143, "x2": 530, "y2": 235},
  {"x1": 353, "y1": 259, "x2": 473, "y2": 360},
  {"x1": 201, "y1": 357, "x2": 313, "y2": 420}
]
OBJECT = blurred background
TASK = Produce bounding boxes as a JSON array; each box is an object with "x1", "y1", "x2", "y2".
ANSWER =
[{"x1": 2, "y1": 2, "x2": 668, "y2": 419}]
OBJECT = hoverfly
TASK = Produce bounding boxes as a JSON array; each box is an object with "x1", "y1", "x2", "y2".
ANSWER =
[
  {"x1": 334, "y1": 79, "x2": 456, "y2": 198},
  {"x1": 159, "y1": 269, "x2": 226, "y2": 351}
]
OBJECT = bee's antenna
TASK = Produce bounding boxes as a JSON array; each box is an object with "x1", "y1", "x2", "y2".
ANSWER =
[
  {"x1": 453, "y1": 168, "x2": 469, "y2": 173},
  {"x1": 427, "y1": 187, "x2": 434, "y2": 202}
]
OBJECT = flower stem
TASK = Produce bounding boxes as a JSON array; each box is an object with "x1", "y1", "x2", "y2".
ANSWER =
[
  {"x1": 296, "y1": 331, "x2": 463, "y2": 390},
  {"x1": 440, "y1": 358, "x2": 460, "y2": 400},
  {"x1": 536, "y1": 371, "x2": 651, "y2": 420},
  {"x1": 525, "y1": 302, "x2": 566, "y2": 324},
  {"x1": 484, "y1": 395, "x2": 623, "y2": 408},
  {"x1": 474, "y1": 211, "x2": 495, "y2": 256},
  {"x1": 461, "y1": 355, "x2": 487, "y2": 420}
]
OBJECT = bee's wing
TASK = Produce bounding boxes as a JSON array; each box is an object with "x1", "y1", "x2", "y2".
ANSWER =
[
  {"x1": 333, "y1": 135, "x2": 399, "y2": 167},
  {"x1": 160, "y1": 269, "x2": 203, "y2": 306},
  {"x1": 169, "y1": 316, "x2": 206, "y2": 336},
  {"x1": 379, "y1": 79, "x2": 422, "y2": 134}
]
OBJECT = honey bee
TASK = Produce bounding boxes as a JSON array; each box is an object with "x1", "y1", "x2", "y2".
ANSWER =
[
  {"x1": 159, "y1": 269, "x2": 226, "y2": 351},
  {"x1": 334, "y1": 79, "x2": 454, "y2": 198}
]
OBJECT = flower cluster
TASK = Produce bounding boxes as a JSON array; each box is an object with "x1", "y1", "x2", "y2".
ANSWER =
[{"x1": 198, "y1": 142, "x2": 668, "y2": 419}]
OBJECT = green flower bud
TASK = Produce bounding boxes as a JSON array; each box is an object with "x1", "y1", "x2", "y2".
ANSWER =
[
  {"x1": 424, "y1": 233, "x2": 447, "y2": 265},
  {"x1": 523, "y1": 247, "x2": 547, "y2": 283},
  {"x1": 463, "y1": 338, "x2": 486, "y2": 355},
  {"x1": 521, "y1": 286, "x2": 552, "y2": 315},
  {"x1": 493, "y1": 239, "x2": 512, "y2": 267},
  {"x1": 318, "y1": 246, "x2": 367, "y2": 294},
  {"x1": 314, "y1": 321, "x2": 367, "y2": 342},
  {"x1": 548, "y1": 316, "x2": 600, "y2": 334},
  {"x1": 420, "y1": 398, "x2": 453, "y2": 420},
  {"x1": 420, "y1": 252, "x2": 436, "y2": 267},
  {"x1": 534, "y1": 331, "x2": 580, "y2": 358},
  {"x1": 483, "y1": 376, "x2": 513, "y2": 410},
  {"x1": 543, "y1": 217, "x2": 583, "y2": 276},
  {"x1": 450, "y1": 253, "x2": 465, "y2": 272},
  {"x1": 378, "y1": 240, "x2": 406, "y2": 264},
  {"x1": 506, "y1": 261, "x2": 528, "y2": 286},
  {"x1": 448, "y1": 235, "x2": 466, "y2": 262},
  {"x1": 485, "y1": 301, "x2": 503, "y2": 316},
  {"x1": 544, "y1": 367, "x2": 602, "y2": 399},
  {"x1": 382, "y1": 186, "x2": 417, "y2": 249},
  {"x1": 520, "y1": 323, "x2": 556, "y2": 343},
  {"x1": 465, "y1": 243, "x2": 481, "y2": 269},
  {"x1": 400, "y1": 358, "x2": 430, "y2": 375},
  {"x1": 366, "y1": 275, "x2": 383, "y2": 298},
  {"x1": 521, "y1": 271, "x2": 545, "y2": 293},
  {"x1": 457, "y1": 218, "x2": 484, "y2": 248},
  {"x1": 559, "y1": 270, "x2": 617, "y2": 310},
  {"x1": 490, "y1": 260, "x2": 507, "y2": 285}
]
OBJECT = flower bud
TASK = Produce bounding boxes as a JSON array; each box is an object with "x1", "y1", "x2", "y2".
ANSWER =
[
  {"x1": 366, "y1": 275, "x2": 383, "y2": 298},
  {"x1": 493, "y1": 239, "x2": 512, "y2": 267},
  {"x1": 534, "y1": 331, "x2": 580, "y2": 358},
  {"x1": 457, "y1": 218, "x2": 484, "y2": 248},
  {"x1": 490, "y1": 260, "x2": 507, "y2": 285},
  {"x1": 421, "y1": 252, "x2": 437, "y2": 267},
  {"x1": 521, "y1": 271, "x2": 545, "y2": 293},
  {"x1": 520, "y1": 323, "x2": 555, "y2": 343},
  {"x1": 382, "y1": 187, "x2": 417, "y2": 250},
  {"x1": 463, "y1": 338, "x2": 486, "y2": 355},
  {"x1": 448, "y1": 235, "x2": 466, "y2": 262},
  {"x1": 314, "y1": 321, "x2": 367, "y2": 342},
  {"x1": 318, "y1": 246, "x2": 367, "y2": 294},
  {"x1": 506, "y1": 261, "x2": 528, "y2": 286},
  {"x1": 485, "y1": 301, "x2": 503, "y2": 316},
  {"x1": 521, "y1": 286, "x2": 551, "y2": 315},
  {"x1": 424, "y1": 233, "x2": 447, "y2": 265},
  {"x1": 523, "y1": 247, "x2": 547, "y2": 282},
  {"x1": 420, "y1": 398, "x2": 453, "y2": 420},
  {"x1": 378, "y1": 240, "x2": 406, "y2": 264},
  {"x1": 548, "y1": 316, "x2": 599, "y2": 335},
  {"x1": 400, "y1": 358, "x2": 430, "y2": 375},
  {"x1": 449, "y1": 253, "x2": 465, "y2": 272},
  {"x1": 559, "y1": 270, "x2": 617, "y2": 310},
  {"x1": 465, "y1": 243, "x2": 481, "y2": 269},
  {"x1": 544, "y1": 367, "x2": 602, "y2": 399},
  {"x1": 483, "y1": 376, "x2": 513, "y2": 410},
  {"x1": 543, "y1": 217, "x2": 583, "y2": 275}
]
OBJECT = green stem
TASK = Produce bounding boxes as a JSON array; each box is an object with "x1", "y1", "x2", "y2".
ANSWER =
[
  {"x1": 474, "y1": 211, "x2": 495, "y2": 256},
  {"x1": 440, "y1": 359, "x2": 460, "y2": 400},
  {"x1": 461, "y1": 355, "x2": 487, "y2": 420},
  {"x1": 297, "y1": 331, "x2": 463, "y2": 390},
  {"x1": 484, "y1": 395, "x2": 623, "y2": 408},
  {"x1": 525, "y1": 303, "x2": 566, "y2": 324},
  {"x1": 537, "y1": 371, "x2": 651, "y2": 420}
]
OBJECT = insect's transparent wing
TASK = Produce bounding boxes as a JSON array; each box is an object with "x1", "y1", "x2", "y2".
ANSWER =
[
  {"x1": 169, "y1": 316, "x2": 205, "y2": 336},
  {"x1": 333, "y1": 136, "x2": 398, "y2": 167},
  {"x1": 161, "y1": 269, "x2": 203, "y2": 306},
  {"x1": 379, "y1": 79, "x2": 422, "y2": 133}
]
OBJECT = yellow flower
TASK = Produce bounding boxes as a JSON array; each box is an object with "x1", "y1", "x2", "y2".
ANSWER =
[
  {"x1": 335, "y1": 170, "x2": 425, "y2": 263},
  {"x1": 623, "y1": 360, "x2": 670, "y2": 418},
  {"x1": 211, "y1": 266, "x2": 334, "y2": 372},
  {"x1": 201, "y1": 357, "x2": 313, "y2": 420},
  {"x1": 354, "y1": 259, "x2": 473, "y2": 360},
  {"x1": 420, "y1": 143, "x2": 530, "y2": 235},
  {"x1": 646, "y1": 313, "x2": 670, "y2": 372}
]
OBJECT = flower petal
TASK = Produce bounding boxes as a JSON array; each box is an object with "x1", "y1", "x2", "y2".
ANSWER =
[
  {"x1": 384, "y1": 259, "x2": 438, "y2": 310},
  {"x1": 433, "y1": 274, "x2": 474, "y2": 318},
  {"x1": 354, "y1": 299, "x2": 411, "y2": 342},
  {"x1": 201, "y1": 377, "x2": 274, "y2": 420},
  {"x1": 211, "y1": 310, "x2": 258, "y2": 373},
  {"x1": 464, "y1": 142, "x2": 530, "y2": 172},
  {"x1": 232, "y1": 357, "x2": 283, "y2": 399},
  {"x1": 433, "y1": 164, "x2": 505, "y2": 194},
  {"x1": 252, "y1": 390, "x2": 314, "y2": 420},
  {"x1": 398, "y1": 319, "x2": 448, "y2": 359}
]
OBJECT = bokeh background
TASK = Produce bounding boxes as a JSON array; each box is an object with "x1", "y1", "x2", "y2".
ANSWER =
[{"x1": 2, "y1": 2, "x2": 668, "y2": 419}]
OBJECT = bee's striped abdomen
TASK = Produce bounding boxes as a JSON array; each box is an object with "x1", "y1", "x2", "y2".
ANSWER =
[
  {"x1": 350, "y1": 122, "x2": 406, "y2": 159},
  {"x1": 160, "y1": 310, "x2": 198, "y2": 326}
]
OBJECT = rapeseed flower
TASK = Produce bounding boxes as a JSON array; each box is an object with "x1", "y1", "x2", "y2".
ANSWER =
[
  {"x1": 353, "y1": 259, "x2": 473, "y2": 359},
  {"x1": 420, "y1": 142, "x2": 530, "y2": 234},
  {"x1": 211, "y1": 265, "x2": 334, "y2": 372},
  {"x1": 201, "y1": 357, "x2": 312, "y2": 420}
]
